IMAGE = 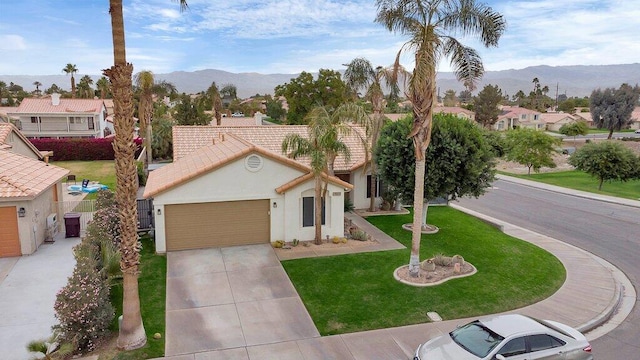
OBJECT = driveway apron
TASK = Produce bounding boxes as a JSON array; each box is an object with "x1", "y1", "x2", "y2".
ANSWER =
[{"x1": 165, "y1": 244, "x2": 320, "y2": 356}]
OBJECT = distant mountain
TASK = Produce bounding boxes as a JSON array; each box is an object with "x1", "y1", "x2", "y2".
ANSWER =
[{"x1": 3, "y1": 64, "x2": 639, "y2": 99}]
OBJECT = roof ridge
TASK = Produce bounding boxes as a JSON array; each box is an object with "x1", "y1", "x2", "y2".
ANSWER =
[{"x1": 0, "y1": 174, "x2": 35, "y2": 196}]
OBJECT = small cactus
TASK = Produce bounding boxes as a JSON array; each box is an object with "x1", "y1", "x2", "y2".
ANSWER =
[
  {"x1": 292, "y1": 238, "x2": 299, "y2": 247},
  {"x1": 421, "y1": 259, "x2": 436, "y2": 271},
  {"x1": 332, "y1": 236, "x2": 341, "y2": 244},
  {"x1": 272, "y1": 240, "x2": 285, "y2": 248},
  {"x1": 452, "y1": 254, "x2": 465, "y2": 266},
  {"x1": 351, "y1": 229, "x2": 367, "y2": 241},
  {"x1": 433, "y1": 254, "x2": 452, "y2": 266}
]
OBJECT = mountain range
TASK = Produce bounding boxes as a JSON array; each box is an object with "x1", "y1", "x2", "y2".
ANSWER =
[{"x1": 2, "y1": 63, "x2": 639, "y2": 99}]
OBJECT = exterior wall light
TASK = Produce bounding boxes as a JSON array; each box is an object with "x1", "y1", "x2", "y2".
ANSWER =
[
  {"x1": 273, "y1": 202, "x2": 277, "y2": 208},
  {"x1": 18, "y1": 207, "x2": 26, "y2": 217},
  {"x1": 157, "y1": 208, "x2": 162, "y2": 215}
]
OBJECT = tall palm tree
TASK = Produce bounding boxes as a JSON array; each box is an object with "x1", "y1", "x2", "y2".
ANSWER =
[
  {"x1": 77, "y1": 75, "x2": 94, "y2": 98},
  {"x1": 104, "y1": 0, "x2": 188, "y2": 350},
  {"x1": 135, "y1": 71, "x2": 155, "y2": 167},
  {"x1": 62, "y1": 63, "x2": 78, "y2": 98},
  {"x1": 33, "y1": 81, "x2": 42, "y2": 95},
  {"x1": 376, "y1": 0, "x2": 505, "y2": 277},
  {"x1": 343, "y1": 57, "x2": 403, "y2": 212},
  {"x1": 282, "y1": 104, "x2": 366, "y2": 244},
  {"x1": 207, "y1": 81, "x2": 223, "y2": 125},
  {"x1": 96, "y1": 76, "x2": 111, "y2": 99}
]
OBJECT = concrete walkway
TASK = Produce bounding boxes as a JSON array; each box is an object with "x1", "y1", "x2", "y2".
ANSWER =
[{"x1": 162, "y1": 205, "x2": 633, "y2": 359}]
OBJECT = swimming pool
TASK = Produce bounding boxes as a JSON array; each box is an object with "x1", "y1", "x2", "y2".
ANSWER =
[{"x1": 67, "y1": 184, "x2": 109, "y2": 193}]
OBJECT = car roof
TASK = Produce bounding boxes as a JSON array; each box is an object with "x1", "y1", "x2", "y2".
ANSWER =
[{"x1": 479, "y1": 314, "x2": 548, "y2": 337}]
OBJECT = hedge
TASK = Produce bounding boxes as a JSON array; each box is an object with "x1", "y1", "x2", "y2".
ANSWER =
[{"x1": 30, "y1": 137, "x2": 143, "y2": 161}]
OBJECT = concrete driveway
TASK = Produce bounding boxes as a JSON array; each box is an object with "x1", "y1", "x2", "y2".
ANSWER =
[{"x1": 165, "y1": 244, "x2": 320, "y2": 358}]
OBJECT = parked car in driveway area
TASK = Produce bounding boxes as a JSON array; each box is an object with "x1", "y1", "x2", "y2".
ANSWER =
[{"x1": 414, "y1": 314, "x2": 592, "y2": 360}]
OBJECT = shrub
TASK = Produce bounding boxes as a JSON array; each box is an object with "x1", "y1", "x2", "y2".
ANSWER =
[
  {"x1": 30, "y1": 138, "x2": 116, "y2": 161},
  {"x1": 351, "y1": 229, "x2": 367, "y2": 241},
  {"x1": 136, "y1": 161, "x2": 147, "y2": 186},
  {"x1": 432, "y1": 254, "x2": 452, "y2": 266},
  {"x1": 272, "y1": 240, "x2": 285, "y2": 248},
  {"x1": 53, "y1": 250, "x2": 114, "y2": 353},
  {"x1": 344, "y1": 197, "x2": 354, "y2": 212},
  {"x1": 332, "y1": 236, "x2": 341, "y2": 244}
]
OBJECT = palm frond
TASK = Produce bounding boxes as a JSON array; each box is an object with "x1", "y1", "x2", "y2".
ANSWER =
[{"x1": 443, "y1": 37, "x2": 484, "y2": 90}]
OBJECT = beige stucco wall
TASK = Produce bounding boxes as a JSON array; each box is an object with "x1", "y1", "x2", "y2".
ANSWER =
[
  {"x1": 351, "y1": 167, "x2": 382, "y2": 210},
  {"x1": 150, "y1": 153, "x2": 347, "y2": 252},
  {"x1": 3, "y1": 131, "x2": 39, "y2": 159}
]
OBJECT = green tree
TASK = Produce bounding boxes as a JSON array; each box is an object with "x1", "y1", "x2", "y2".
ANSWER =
[
  {"x1": 77, "y1": 75, "x2": 94, "y2": 99},
  {"x1": 569, "y1": 141, "x2": 640, "y2": 190},
  {"x1": 559, "y1": 121, "x2": 589, "y2": 143},
  {"x1": 343, "y1": 57, "x2": 402, "y2": 211},
  {"x1": 590, "y1": 84, "x2": 640, "y2": 139},
  {"x1": 458, "y1": 89, "x2": 473, "y2": 104},
  {"x1": 281, "y1": 105, "x2": 363, "y2": 244},
  {"x1": 62, "y1": 64, "x2": 78, "y2": 98},
  {"x1": 104, "y1": 0, "x2": 188, "y2": 350},
  {"x1": 376, "y1": 0, "x2": 505, "y2": 277},
  {"x1": 266, "y1": 98, "x2": 286, "y2": 121},
  {"x1": 220, "y1": 83, "x2": 237, "y2": 100},
  {"x1": 274, "y1": 69, "x2": 347, "y2": 124},
  {"x1": 173, "y1": 94, "x2": 211, "y2": 125},
  {"x1": 151, "y1": 115, "x2": 174, "y2": 159},
  {"x1": 442, "y1": 89, "x2": 457, "y2": 106},
  {"x1": 206, "y1": 82, "x2": 223, "y2": 125},
  {"x1": 45, "y1": 83, "x2": 64, "y2": 95},
  {"x1": 474, "y1": 84, "x2": 503, "y2": 129},
  {"x1": 33, "y1": 81, "x2": 42, "y2": 95},
  {"x1": 376, "y1": 114, "x2": 496, "y2": 228},
  {"x1": 96, "y1": 76, "x2": 111, "y2": 99},
  {"x1": 504, "y1": 128, "x2": 561, "y2": 175}
]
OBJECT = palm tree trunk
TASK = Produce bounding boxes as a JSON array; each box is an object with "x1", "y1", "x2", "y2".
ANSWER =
[
  {"x1": 314, "y1": 175, "x2": 322, "y2": 245},
  {"x1": 106, "y1": 0, "x2": 146, "y2": 350},
  {"x1": 71, "y1": 76, "x2": 76, "y2": 98},
  {"x1": 369, "y1": 98, "x2": 384, "y2": 212}
]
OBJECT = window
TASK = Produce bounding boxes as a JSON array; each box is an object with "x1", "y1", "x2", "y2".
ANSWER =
[
  {"x1": 534, "y1": 114, "x2": 539, "y2": 120},
  {"x1": 30, "y1": 116, "x2": 38, "y2": 123},
  {"x1": 498, "y1": 121, "x2": 504, "y2": 130},
  {"x1": 302, "y1": 197, "x2": 325, "y2": 227},
  {"x1": 528, "y1": 334, "x2": 564, "y2": 352},
  {"x1": 497, "y1": 337, "x2": 527, "y2": 357},
  {"x1": 366, "y1": 175, "x2": 382, "y2": 198}
]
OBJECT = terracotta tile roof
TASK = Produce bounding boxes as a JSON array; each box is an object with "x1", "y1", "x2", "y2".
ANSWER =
[
  {"x1": 144, "y1": 133, "x2": 351, "y2": 198},
  {"x1": 499, "y1": 106, "x2": 541, "y2": 117},
  {"x1": 9, "y1": 98, "x2": 105, "y2": 114},
  {"x1": 219, "y1": 117, "x2": 258, "y2": 126},
  {"x1": 539, "y1": 113, "x2": 576, "y2": 124},
  {"x1": 172, "y1": 125, "x2": 370, "y2": 172},
  {"x1": 0, "y1": 123, "x2": 44, "y2": 159},
  {"x1": 0, "y1": 151, "x2": 68, "y2": 199},
  {"x1": 433, "y1": 106, "x2": 475, "y2": 117},
  {"x1": 275, "y1": 172, "x2": 352, "y2": 194}
]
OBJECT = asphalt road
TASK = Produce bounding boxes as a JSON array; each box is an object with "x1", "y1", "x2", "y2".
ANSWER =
[{"x1": 455, "y1": 179, "x2": 640, "y2": 360}]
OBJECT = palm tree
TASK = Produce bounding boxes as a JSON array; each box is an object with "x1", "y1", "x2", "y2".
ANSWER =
[
  {"x1": 376, "y1": 0, "x2": 505, "y2": 277},
  {"x1": 103, "y1": 0, "x2": 188, "y2": 350},
  {"x1": 135, "y1": 71, "x2": 155, "y2": 167},
  {"x1": 77, "y1": 75, "x2": 94, "y2": 98},
  {"x1": 343, "y1": 57, "x2": 403, "y2": 212},
  {"x1": 282, "y1": 104, "x2": 367, "y2": 244},
  {"x1": 33, "y1": 81, "x2": 42, "y2": 95},
  {"x1": 62, "y1": 63, "x2": 78, "y2": 98},
  {"x1": 206, "y1": 81, "x2": 223, "y2": 125},
  {"x1": 96, "y1": 76, "x2": 111, "y2": 99}
]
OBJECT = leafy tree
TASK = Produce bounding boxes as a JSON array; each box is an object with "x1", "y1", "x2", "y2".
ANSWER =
[
  {"x1": 281, "y1": 104, "x2": 366, "y2": 244},
  {"x1": 376, "y1": 0, "x2": 505, "y2": 276},
  {"x1": 172, "y1": 94, "x2": 211, "y2": 125},
  {"x1": 274, "y1": 69, "x2": 347, "y2": 124},
  {"x1": 206, "y1": 82, "x2": 223, "y2": 125},
  {"x1": 557, "y1": 98, "x2": 576, "y2": 113},
  {"x1": 504, "y1": 128, "x2": 561, "y2": 175},
  {"x1": 152, "y1": 80, "x2": 178, "y2": 100},
  {"x1": 376, "y1": 113, "x2": 496, "y2": 228},
  {"x1": 474, "y1": 84, "x2": 503, "y2": 129},
  {"x1": 458, "y1": 89, "x2": 473, "y2": 104},
  {"x1": 442, "y1": 89, "x2": 457, "y2": 106},
  {"x1": 62, "y1": 64, "x2": 78, "y2": 98},
  {"x1": 590, "y1": 84, "x2": 640, "y2": 139},
  {"x1": 266, "y1": 98, "x2": 286, "y2": 121},
  {"x1": 569, "y1": 141, "x2": 640, "y2": 190},
  {"x1": 151, "y1": 115, "x2": 174, "y2": 159},
  {"x1": 45, "y1": 83, "x2": 63, "y2": 95},
  {"x1": 559, "y1": 121, "x2": 589, "y2": 142},
  {"x1": 343, "y1": 57, "x2": 402, "y2": 211},
  {"x1": 220, "y1": 83, "x2": 237, "y2": 100},
  {"x1": 104, "y1": 0, "x2": 188, "y2": 351}
]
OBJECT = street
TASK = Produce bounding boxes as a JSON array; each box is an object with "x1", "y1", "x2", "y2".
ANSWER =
[{"x1": 456, "y1": 179, "x2": 640, "y2": 359}]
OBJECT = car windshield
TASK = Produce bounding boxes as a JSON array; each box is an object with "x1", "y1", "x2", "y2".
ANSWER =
[{"x1": 450, "y1": 321, "x2": 505, "y2": 358}]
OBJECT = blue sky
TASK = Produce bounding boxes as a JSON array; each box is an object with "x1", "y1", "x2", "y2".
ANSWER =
[{"x1": 0, "y1": 0, "x2": 638, "y2": 76}]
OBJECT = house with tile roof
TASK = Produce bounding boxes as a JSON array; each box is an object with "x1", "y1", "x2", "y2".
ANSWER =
[
  {"x1": 573, "y1": 111, "x2": 595, "y2": 128},
  {"x1": 0, "y1": 122, "x2": 47, "y2": 160},
  {"x1": 540, "y1": 113, "x2": 578, "y2": 132},
  {"x1": 143, "y1": 133, "x2": 353, "y2": 252},
  {"x1": 494, "y1": 106, "x2": 544, "y2": 131},
  {"x1": 7, "y1": 94, "x2": 111, "y2": 139},
  {"x1": 433, "y1": 106, "x2": 475, "y2": 121},
  {"x1": 0, "y1": 150, "x2": 69, "y2": 257}
]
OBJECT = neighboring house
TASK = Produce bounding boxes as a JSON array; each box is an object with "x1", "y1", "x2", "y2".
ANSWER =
[
  {"x1": 573, "y1": 111, "x2": 595, "y2": 128},
  {"x1": 630, "y1": 107, "x2": 640, "y2": 130},
  {"x1": 7, "y1": 94, "x2": 111, "y2": 139},
  {"x1": 494, "y1": 106, "x2": 544, "y2": 131},
  {"x1": 0, "y1": 122, "x2": 47, "y2": 160},
  {"x1": 143, "y1": 133, "x2": 353, "y2": 253},
  {"x1": 205, "y1": 111, "x2": 265, "y2": 126},
  {"x1": 433, "y1": 106, "x2": 475, "y2": 121},
  {"x1": 541, "y1": 113, "x2": 577, "y2": 132},
  {"x1": 0, "y1": 150, "x2": 68, "y2": 257},
  {"x1": 171, "y1": 125, "x2": 379, "y2": 210}
]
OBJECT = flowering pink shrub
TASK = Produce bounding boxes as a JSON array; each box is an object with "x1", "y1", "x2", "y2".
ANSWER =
[{"x1": 53, "y1": 252, "x2": 114, "y2": 352}]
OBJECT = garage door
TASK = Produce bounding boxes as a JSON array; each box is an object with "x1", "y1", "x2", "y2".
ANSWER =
[
  {"x1": 0, "y1": 207, "x2": 21, "y2": 257},
  {"x1": 165, "y1": 199, "x2": 270, "y2": 251}
]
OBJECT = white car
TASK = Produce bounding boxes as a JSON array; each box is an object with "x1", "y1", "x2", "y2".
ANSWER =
[
  {"x1": 414, "y1": 314, "x2": 592, "y2": 360},
  {"x1": 635, "y1": 129, "x2": 640, "y2": 134}
]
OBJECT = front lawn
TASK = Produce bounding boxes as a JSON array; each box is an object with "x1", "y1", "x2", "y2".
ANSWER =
[
  {"x1": 504, "y1": 170, "x2": 640, "y2": 200},
  {"x1": 282, "y1": 206, "x2": 565, "y2": 335}
]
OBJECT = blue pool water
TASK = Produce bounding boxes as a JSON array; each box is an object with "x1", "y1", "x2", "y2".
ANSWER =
[{"x1": 67, "y1": 184, "x2": 109, "y2": 193}]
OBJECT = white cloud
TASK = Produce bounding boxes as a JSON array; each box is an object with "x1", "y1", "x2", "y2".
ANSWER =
[{"x1": 0, "y1": 35, "x2": 27, "y2": 50}]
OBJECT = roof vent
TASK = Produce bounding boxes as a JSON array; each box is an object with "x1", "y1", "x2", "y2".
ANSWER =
[{"x1": 245, "y1": 154, "x2": 263, "y2": 172}]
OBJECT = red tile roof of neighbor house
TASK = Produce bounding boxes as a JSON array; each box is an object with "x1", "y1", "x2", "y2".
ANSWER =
[
  {"x1": 143, "y1": 133, "x2": 352, "y2": 198},
  {"x1": 539, "y1": 113, "x2": 576, "y2": 124},
  {"x1": 0, "y1": 123, "x2": 44, "y2": 159},
  {"x1": 499, "y1": 106, "x2": 541, "y2": 117},
  {"x1": 172, "y1": 125, "x2": 370, "y2": 172},
  {"x1": 10, "y1": 98, "x2": 105, "y2": 114},
  {"x1": 0, "y1": 151, "x2": 68, "y2": 199}
]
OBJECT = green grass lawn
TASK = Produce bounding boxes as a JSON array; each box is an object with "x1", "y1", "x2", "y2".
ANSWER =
[
  {"x1": 503, "y1": 170, "x2": 640, "y2": 200},
  {"x1": 282, "y1": 207, "x2": 565, "y2": 335},
  {"x1": 52, "y1": 160, "x2": 117, "y2": 200},
  {"x1": 108, "y1": 236, "x2": 167, "y2": 360}
]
